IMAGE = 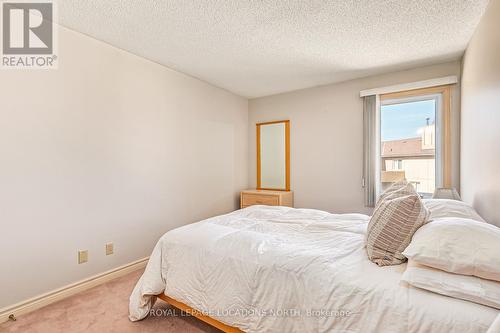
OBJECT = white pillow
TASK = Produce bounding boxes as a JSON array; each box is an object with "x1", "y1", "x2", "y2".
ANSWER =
[
  {"x1": 403, "y1": 217, "x2": 500, "y2": 281},
  {"x1": 422, "y1": 199, "x2": 484, "y2": 222},
  {"x1": 402, "y1": 261, "x2": 500, "y2": 309}
]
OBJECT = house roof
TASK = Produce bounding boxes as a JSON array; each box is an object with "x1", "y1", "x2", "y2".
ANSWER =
[{"x1": 381, "y1": 137, "x2": 435, "y2": 158}]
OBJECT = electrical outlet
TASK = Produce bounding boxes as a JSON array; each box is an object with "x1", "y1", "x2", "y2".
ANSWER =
[
  {"x1": 106, "y1": 243, "x2": 113, "y2": 255},
  {"x1": 78, "y1": 250, "x2": 88, "y2": 264}
]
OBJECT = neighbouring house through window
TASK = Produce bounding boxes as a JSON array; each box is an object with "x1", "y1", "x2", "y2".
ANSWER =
[{"x1": 379, "y1": 89, "x2": 449, "y2": 199}]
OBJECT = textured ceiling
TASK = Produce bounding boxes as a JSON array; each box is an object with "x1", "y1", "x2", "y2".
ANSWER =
[{"x1": 56, "y1": 0, "x2": 489, "y2": 98}]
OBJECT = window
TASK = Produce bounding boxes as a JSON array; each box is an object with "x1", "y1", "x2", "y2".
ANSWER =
[
  {"x1": 377, "y1": 86, "x2": 451, "y2": 199},
  {"x1": 392, "y1": 160, "x2": 403, "y2": 170}
]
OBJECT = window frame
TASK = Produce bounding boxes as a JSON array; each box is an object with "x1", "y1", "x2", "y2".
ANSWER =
[{"x1": 377, "y1": 85, "x2": 452, "y2": 198}]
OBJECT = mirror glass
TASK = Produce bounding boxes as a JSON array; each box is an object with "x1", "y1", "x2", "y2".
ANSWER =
[{"x1": 257, "y1": 121, "x2": 289, "y2": 190}]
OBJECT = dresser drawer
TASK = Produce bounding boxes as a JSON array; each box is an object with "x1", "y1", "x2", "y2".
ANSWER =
[
  {"x1": 240, "y1": 190, "x2": 293, "y2": 209},
  {"x1": 241, "y1": 193, "x2": 279, "y2": 207}
]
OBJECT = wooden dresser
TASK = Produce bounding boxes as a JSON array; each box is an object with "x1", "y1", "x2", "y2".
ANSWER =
[{"x1": 240, "y1": 190, "x2": 293, "y2": 209}]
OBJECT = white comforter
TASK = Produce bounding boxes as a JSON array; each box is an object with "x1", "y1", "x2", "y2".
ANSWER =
[{"x1": 129, "y1": 206, "x2": 499, "y2": 332}]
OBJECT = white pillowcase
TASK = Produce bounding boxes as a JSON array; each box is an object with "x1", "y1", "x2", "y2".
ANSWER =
[
  {"x1": 403, "y1": 217, "x2": 500, "y2": 281},
  {"x1": 422, "y1": 199, "x2": 484, "y2": 222},
  {"x1": 402, "y1": 261, "x2": 500, "y2": 309}
]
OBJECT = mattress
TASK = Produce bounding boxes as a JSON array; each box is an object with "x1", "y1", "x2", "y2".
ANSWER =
[{"x1": 129, "y1": 205, "x2": 499, "y2": 332}]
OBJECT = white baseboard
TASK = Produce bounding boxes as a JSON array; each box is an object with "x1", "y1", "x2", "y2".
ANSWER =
[{"x1": 0, "y1": 257, "x2": 149, "y2": 324}]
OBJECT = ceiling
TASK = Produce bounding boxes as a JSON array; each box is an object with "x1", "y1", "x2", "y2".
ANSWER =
[{"x1": 56, "y1": 0, "x2": 489, "y2": 98}]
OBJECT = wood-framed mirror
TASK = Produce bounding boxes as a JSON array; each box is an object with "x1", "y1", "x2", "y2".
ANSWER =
[{"x1": 256, "y1": 120, "x2": 290, "y2": 191}]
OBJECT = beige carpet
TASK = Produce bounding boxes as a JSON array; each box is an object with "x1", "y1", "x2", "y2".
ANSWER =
[{"x1": 0, "y1": 269, "x2": 221, "y2": 333}]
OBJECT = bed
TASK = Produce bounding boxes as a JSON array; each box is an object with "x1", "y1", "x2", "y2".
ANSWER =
[{"x1": 129, "y1": 205, "x2": 499, "y2": 332}]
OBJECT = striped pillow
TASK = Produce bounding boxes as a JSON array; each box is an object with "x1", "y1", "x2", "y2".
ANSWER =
[
  {"x1": 366, "y1": 189, "x2": 429, "y2": 266},
  {"x1": 378, "y1": 179, "x2": 414, "y2": 202}
]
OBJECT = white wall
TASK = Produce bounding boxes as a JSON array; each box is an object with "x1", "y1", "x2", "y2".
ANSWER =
[
  {"x1": 249, "y1": 61, "x2": 461, "y2": 214},
  {"x1": 0, "y1": 24, "x2": 248, "y2": 308},
  {"x1": 461, "y1": 0, "x2": 500, "y2": 227}
]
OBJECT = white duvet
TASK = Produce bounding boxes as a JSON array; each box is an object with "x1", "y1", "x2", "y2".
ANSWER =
[{"x1": 129, "y1": 205, "x2": 499, "y2": 332}]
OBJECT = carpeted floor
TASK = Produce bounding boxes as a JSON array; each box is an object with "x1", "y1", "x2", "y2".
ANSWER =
[{"x1": 0, "y1": 269, "x2": 221, "y2": 333}]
